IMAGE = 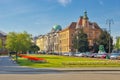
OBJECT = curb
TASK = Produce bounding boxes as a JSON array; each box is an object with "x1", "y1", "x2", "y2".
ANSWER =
[
  {"x1": 59, "y1": 69, "x2": 120, "y2": 72},
  {"x1": 33, "y1": 68, "x2": 120, "y2": 72}
]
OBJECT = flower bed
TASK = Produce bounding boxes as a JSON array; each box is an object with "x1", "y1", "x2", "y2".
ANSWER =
[{"x1": 18, "y1": 54, "x2": 46, "y2": 63}]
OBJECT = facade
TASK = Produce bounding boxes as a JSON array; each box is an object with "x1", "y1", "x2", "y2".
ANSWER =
[
  {"x1": 76, "y1": 11, "x2": 102, "y2": 46},
  {"x1": 36, "y1": 25, "x2": 62, "y2": 54},
  {"x1": 36, "y1": 35, "x2": 45, "y2": 52},
  {"x1": 59, "y1": 22, "x2": 76, "y2": 53},
  {"x1": 0, "y1": 31, "x2": 7, "y2": 54},
  {"x1": 36, "y1": 11, "x2": 102, "y2": 54}
]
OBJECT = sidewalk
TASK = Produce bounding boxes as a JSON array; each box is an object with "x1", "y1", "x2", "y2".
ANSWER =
[
  {"x1": 0, "y1": 56, "x2": 18, "y2": 66},
  {"x1": 51, "y1": 67, "x2": 120, "y2": 72}
]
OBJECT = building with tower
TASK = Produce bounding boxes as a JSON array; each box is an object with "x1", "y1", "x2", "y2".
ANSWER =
[
  {"x1": 36, "y1": 11, "x2": 102, "y2": 54},
  {"x1": 76, "y1": 11, "x2": 102, "y2": 46}
]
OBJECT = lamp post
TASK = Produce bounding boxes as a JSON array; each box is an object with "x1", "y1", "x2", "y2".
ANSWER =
[
  {"x1": 106, "y1": 19, "x2": 114, "y2": 53},
  {"x1": 77, "y1": 36, "x2": 79, "y2": 52}
]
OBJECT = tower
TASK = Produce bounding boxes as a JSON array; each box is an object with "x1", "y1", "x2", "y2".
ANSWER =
[{"x1": 82, "y1": 11, "x2": 89, "y2": 27}]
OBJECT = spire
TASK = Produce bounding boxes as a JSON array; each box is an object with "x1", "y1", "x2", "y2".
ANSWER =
[{"x1": 83, "y1": 11, "x2": 89, "y2": 20}]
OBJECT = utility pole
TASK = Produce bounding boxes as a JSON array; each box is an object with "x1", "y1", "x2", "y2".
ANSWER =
[{"x1": 106, "y1": 19, "x2": 114, "y2": 53}]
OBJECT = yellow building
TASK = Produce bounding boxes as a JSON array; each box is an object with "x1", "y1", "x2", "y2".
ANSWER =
[
  {"x1": 59, "y1": 22, "x2": 76, "y2": 53},
  {"x1": 36, "y1": 35, "x2": 45, "y2": 52},
  {"x1": 36, "y1": 11, "x2": 102, "y2": 54}
]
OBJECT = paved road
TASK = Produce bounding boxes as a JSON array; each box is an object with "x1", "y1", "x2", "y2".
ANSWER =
[
  {"x1": 0, "y1": 56, "x2": 18, "y2": 66},
  {"x1": 0, "y1": 71, "x2": 120, "y2": 80}
]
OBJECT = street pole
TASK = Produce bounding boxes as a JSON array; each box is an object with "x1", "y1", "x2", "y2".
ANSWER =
[
  {"x1": 106, "y1": 19, "x2": 114, "y2": 53},
  {"x1": 77, "y1": 36, "x2": 78, "y2": 52}
]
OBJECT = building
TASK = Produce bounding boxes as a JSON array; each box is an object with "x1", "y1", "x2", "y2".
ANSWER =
[
  {"x1": 59, "y1": 22, "x2": 76, "y2": 53},
  {"x1": 76, "y1": 11, "x2": 102, "y2": 46},
  {"x1": 36, "y1": 11, "x2": 102, "y2": 54},
  {"x1": 0, "y1": 31, "x2": 7, "y2": 54},
  {"x1": 36, "y1": 25, "x2": 62, "y2": 54},
  {"x1": 36, "y1": 35, "x2": 45, "y2": 52},
  {"x1": 59, "y1": 11, "x2": 102, "y2": 53}
]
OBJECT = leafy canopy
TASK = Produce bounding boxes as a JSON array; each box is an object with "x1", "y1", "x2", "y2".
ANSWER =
[
  {"x1": 96, "y1": 30, "x2": 113, "y2": 53},
  {"x1": 72, "y1": 29, "x2": 89, "y2": 52},
  {"x1": 114, "y1": 37, "x2": 120, "y2": 50},
  {"x1": 5, "y1": 31, "x2": 32, "y2": 53}
]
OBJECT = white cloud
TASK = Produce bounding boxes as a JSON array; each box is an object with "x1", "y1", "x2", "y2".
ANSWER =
[{"x1": 58, "y1": 0, "x2": 72, "y2": 6}]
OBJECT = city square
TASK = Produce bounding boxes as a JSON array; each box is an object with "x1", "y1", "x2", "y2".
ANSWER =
[{"x1": 0, "y1": 0, "x2": 120, "y2": 80}]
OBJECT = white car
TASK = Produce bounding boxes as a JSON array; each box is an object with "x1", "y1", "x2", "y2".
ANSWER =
[
  {"x1": 74, "y1": 52, "x2": 85, "y2": 57},
  {"x1": 63, "y1": 52, "x2": 72, "y2": 56}
]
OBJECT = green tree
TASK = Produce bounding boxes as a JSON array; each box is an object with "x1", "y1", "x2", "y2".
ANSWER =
[
  {"x1": 96, "y1": 30, "x2": 113, "y2": 53},
  {"x1": 92, "y1": 42, "x2": 99, "y2": 53},
  {"x1": 114, "y1": 37, "x2": 120, "y2": 51},
  {"x1": 5, "y1": 32, "x2": 18, "y2": 52},
  {"x1": 17, "y1": 31, "x2": 32, "y2": 53},
  {"x1": 6, "y1": 31, "x2": 32, "y2": 53},
  {"x1": 72, "y1": 29, "x2": 89, "y2": 52},
  {"x1": 0, "y1": 39, "x2": 2, "y2": 49},
  {"x1": 29, "y1": 44, "x2": 40, "y2": 53},
  {"x1": 6, "y1": 31, "x2": 32, "y2": 61}
]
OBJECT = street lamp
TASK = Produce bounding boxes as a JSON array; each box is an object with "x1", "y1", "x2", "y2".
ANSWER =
[
  {"x1": 77, "y1": 36, "x2": 78, "y2": 52},
  {"x1": 106, "y1": 19, "x2": 114, "y2": 53}
]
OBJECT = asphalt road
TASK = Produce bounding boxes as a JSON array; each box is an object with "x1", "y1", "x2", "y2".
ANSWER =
[{"x1": 0, "y1": 71, "x2": 120, "y2": 80}]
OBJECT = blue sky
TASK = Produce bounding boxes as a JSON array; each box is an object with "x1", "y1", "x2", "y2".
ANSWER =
[{"x1": 0, "y1": 0, "x2": 120, "y2": 40}]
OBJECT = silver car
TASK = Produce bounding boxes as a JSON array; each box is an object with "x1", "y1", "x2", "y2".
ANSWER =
[
  {"x1": 74, "y1": 52, "x2": 85, "y2": 57},
  {"x1": 110, "y1": 53, "x2": 120, "y2": 59}
]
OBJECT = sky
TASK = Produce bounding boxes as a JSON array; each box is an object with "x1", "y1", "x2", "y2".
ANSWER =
[{"x1": 0, "y1": 0, "x2": 120, "y2": 40}]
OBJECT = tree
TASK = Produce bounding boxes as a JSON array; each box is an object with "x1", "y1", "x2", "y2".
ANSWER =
[
  {"x1": 17, "y1": 31, "x2": 32, "y2": 53},
  {"x1": 0, "y1": 39, "x2": 2, "y2": 49},
  {"x1": 72, "y1": 29, "x2": 89, "y2": 52},
  {"x1": 29, "y1": 44, "x2": 40, "y2": 54},
  {"x1": 96, "y1": 30, "x2": 113, "y2": 53},
  {"x1": 6, "y1": 31, "x2": 32, "y2": 61},
  {"x1": 92, "y1": 42, "x2": 99, "y2": 53},
  {"x1": 5, "y1": 32, "x2": 18, "y2": 52},
  {"x1": 114, "y1": 37, "x2": 120, "y2": 51}
]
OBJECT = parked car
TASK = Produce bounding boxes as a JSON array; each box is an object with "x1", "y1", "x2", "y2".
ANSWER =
[
  {"x1": 110, "y1": 53, "x2": 120, "y2": 59},
  {"x1": 87, "y1": 53, "x2": 98, "y2": 58},
  {"x1": 96, "y1": 52, "x2": 108, "y2": 58},
  {"x1": 74, "y1": 52, "x2": 85, "y2": 57},
  {"x1": 63, "y1": 52, "x2": 73, "y2": 56},
  {"x1": 83, "y1": 52, "x2": 91, "y2": 57}
]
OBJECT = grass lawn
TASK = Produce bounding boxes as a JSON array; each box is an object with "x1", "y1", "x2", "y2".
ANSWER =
[{"x1": 17, "y1": 54, "x2": 120, "y2": 68}]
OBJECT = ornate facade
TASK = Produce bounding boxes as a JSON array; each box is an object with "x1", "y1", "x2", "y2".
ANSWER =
[
  {"x1": 36, "y1": 11, "x2": 102, "y2": 54},
  {"x1": 76, "y1": 11, "x2": 102, "y2": 46},
  {"x1": 59, "y1": 22, "x2": 76, "y2": 53},
  {"x1": 36, "y1": 25, "x2": 62, "y2": 54}
]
